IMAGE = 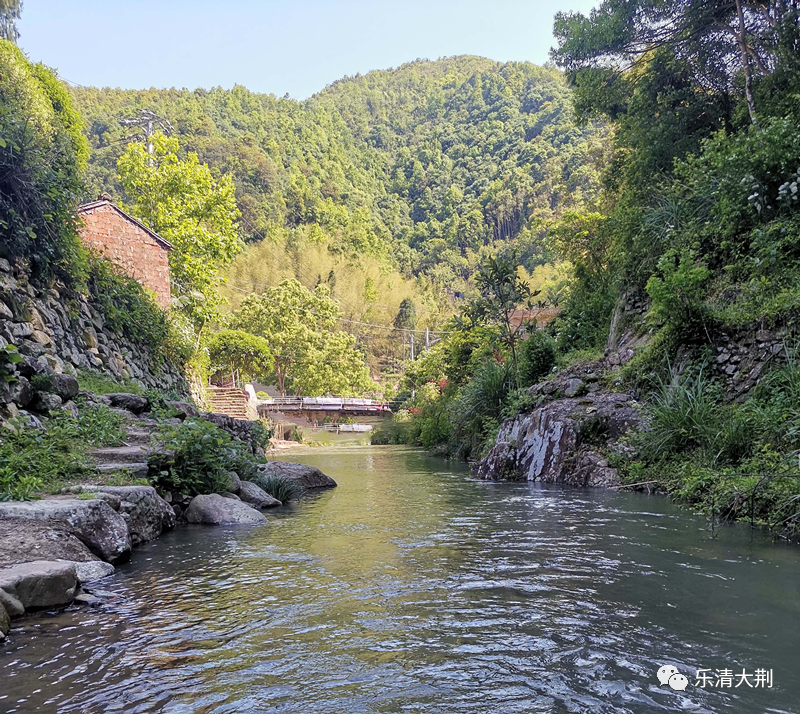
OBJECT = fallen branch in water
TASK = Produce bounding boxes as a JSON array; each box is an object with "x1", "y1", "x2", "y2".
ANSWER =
[{"x1": 611, "y1": 480, "x2": 659, "y2": 490}]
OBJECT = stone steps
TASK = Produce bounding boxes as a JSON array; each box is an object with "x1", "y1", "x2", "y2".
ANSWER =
[
  {"x1": 96, "y1": 462, "x2": 149, "y2": 478},
  {"x1": 91, "y1": 445, "x2": 152, "y2": 464}
]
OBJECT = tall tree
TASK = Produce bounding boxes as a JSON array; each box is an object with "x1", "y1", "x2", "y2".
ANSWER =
[
  {"x1": 464, "y1": 252, "x2": 533, "y2": 385},
  {"x1": 117, "y1": 134, "x2": 242, "y2": 327},
  {"x1": 551, "y1": 0, "x2": 792, "y2": 126},
  {"x1": 0, "y1": 1, "x2": 22, "y2": 42},
  {"x1": 230, "y1": 279, "x2": 375, "y2": 396}
]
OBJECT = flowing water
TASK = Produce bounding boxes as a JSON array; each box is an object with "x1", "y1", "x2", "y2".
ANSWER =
[{"x1": 2, "y1": 446, "x2": 800, "y2": 714}]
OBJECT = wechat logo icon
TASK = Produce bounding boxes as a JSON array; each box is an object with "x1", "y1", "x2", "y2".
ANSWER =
[{"x1": 657, "y1": 665, "x2": 689, "y2": 691}]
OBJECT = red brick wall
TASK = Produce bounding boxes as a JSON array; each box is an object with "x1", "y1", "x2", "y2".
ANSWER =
[{"x1": 79, "y1": 204, "x2": 172, "y2": 309}]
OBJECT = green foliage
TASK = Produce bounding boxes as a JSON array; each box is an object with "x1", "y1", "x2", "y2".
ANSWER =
[
  {"x1": 0, "y1": 465, "x2": 40, "y2": 501},
  {"x1": 206, "y1": 328, "x2": 273, "y2": 384},
  {"x1": 71, "y1": 57, "x2": 606, "y2": 289},
  {"x1": 148, "y1": 418, "x2": 261, "y2": 497},
  {"x1": 230, "y1": 278, "x2": 375, "y2": 396},
  {"x1": 0, "y1": 343, "x2": 23, "y2": 383},
  {"x1": 638, "y1": 366, "x2": 721, "y2": 461},
  {"x1": 451, "y1": 358, "x2": 516, "y2": 458},
  {"x1": 0, "y1": 403, "x2": 125, "y2": 498},
  {"x1": 77, "y1": 369, "x2": 144, "y2": 395},
  {"x1": 394, "y1": 298, "x2": 417, "y2": 331},
  {"x1": 117, "y1": 134, "x2": 243, "y2": 325},
  {"x1": 618, "y1": 346, "x2": 800, "y2": 537},
  {"x1": 464, "y1": 251, "x2": 533, "y2": 381},
  {"x1": 0, "y1": 40, "x2": 89, "y2": 284},
  {"x1": 86, "y1": 251, "x2": 189, "y2": 363},
  {"x1": 645, "y1": 249, "x2": 710, "y2": 331},
  {"x1": 518, "y1": 331, "x2": 556, "y2": 387},
  {"x1": 251, "y1": 472, "x2": 301, "y2": 502}
]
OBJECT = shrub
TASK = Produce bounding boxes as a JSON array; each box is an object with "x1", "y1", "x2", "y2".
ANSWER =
[
  {"x1": 645, "y1": 249, "x2": 710, "y2": 332},
  {"x1": 148, "y1": 418, "x2": 261, "y2": 497},
  {"x1": 518, "y1": 331, "x2": 556, "y2": 387},
  {"x1": 0, "y1": 40, "x2": 89, "y2": 284},
  {"x1": 639, "y1": 365, "x2": 721, "y2": 461},
  {"x1": 251, "y1": 472, "x2": 301, "y2": 502},
  {"x1": 451, "y1": 358, "x2": 515, "y2": 458}
]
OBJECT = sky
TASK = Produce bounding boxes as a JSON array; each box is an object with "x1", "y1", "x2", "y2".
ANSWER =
[{"x1": 17, "y1": 0, "x2": 597, "y2": 99}]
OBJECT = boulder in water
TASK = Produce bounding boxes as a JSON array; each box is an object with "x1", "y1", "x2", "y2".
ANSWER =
[
  {"x1": 239, "y1": 480, "x2": 282, "y2": 508},
  {"x1": 0, "y1": 500, "x2": 131, "y2": 563},
  {"x1": 256, "y1": 462, "x2": 336, "y2": 489},
  {"x1": 0, "y1": 561, "x2": 78, "y2": 610},
  {"x1": 79, "y1": 485, "x2": 175, "y2": 545},
  {"x1": 185, "y1": 494, "x2": 267, "y2": 525}
]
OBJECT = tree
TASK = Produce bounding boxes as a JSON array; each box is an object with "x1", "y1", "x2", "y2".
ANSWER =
[
  {"x1": 230, "y1": 278, "x2": 375, "y2": 396},
  {"x1": 0, "y1": 1, "x2": 22, "y2": 42},
  {"x1": 394, "y1": 297, "x2": 417, "y2": 330},
  {"x1": 551, "y1": 0, "x2": 791, "y2": 127},
  {"x1": 206, "y1": 329, "x2": 274, "y2": 384},
  {"x1": 464, "y1": 252, "x2": 533, "y2": 384},
  {"x1": 0, "y1": 39, "x2": 88, "y2": 283},
  {"x1": 117, "y1": 134, "x2": 242, "y2": 327}
]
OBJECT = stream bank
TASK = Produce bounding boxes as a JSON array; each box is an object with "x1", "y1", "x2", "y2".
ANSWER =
[{"x1": 0, "y1": 392, "x2": 336, "y2": 641}]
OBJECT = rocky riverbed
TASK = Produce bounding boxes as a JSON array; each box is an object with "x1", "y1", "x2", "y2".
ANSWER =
[{"x1": 0, "y1": 391, "x2": 337, "y2": 641}]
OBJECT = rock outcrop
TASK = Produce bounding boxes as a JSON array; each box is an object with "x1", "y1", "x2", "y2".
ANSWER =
[
  {"x1": 0, "y1": 518, "x2": 100, "y2": 567},
  {"x1": 185, "y1": 494, "x2": 267, "y2": 525},
  {"x1": 476, "y1": 391, "x2": 642, "y2": 486},
  {"x1": 0, "y1": 561, "x2": 79, "y2": 610},
  {"x1": 239, "y1": 480, "x2": 282, "y2": 508},
  {"x1": 0, "y1": 499, "x2": 131, "y2": 563},
  {"x1": 78, "y1": 485, "x2": 175, "y2": 545},
  {"x1": 256, "y1": 462, "x2": 337, "y2": 489}
]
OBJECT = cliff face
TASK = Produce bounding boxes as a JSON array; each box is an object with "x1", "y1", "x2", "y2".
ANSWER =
[
  {"x1": 0, "y1": 258, "x2": 185, "y2": 418},
  {"x1": 475, "y1": 370, "x2": 642, "y2": 486}
]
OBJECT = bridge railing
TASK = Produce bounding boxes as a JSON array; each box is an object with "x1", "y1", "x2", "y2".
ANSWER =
[{"x1": 257, "y1": 397, "x2": 392, "y2": 412}]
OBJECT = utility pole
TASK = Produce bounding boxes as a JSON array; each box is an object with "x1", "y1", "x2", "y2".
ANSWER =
[
  {"x1": 425, "y1": 327, "x2": 429, "y2": 351},
  {"x1": 120, "y1": 109, "x2": 174, "y2": 165},
  {"x1": 410, "y1": 332, "x2": 415, "y2": 361}
]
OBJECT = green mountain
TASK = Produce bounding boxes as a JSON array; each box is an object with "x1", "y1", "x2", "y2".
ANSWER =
[{"x1": 70, "y1": 56, "x2": 606, "y2": 289}]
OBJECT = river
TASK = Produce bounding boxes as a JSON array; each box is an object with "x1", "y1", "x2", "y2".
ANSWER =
[{"x1": 2, "y1": 446, "x2": 799, "y2": 714}]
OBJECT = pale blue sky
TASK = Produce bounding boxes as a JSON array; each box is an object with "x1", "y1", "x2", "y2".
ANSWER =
[{"x1": 18, "y1": 1, "x2": 597, "y2": 98}]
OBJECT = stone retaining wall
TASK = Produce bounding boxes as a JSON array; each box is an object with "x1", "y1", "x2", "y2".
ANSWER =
[{"x1": 0, "y1": 259, "x2": 185, "y2": 405}]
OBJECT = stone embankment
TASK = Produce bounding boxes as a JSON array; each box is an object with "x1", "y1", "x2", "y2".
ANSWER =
[
  {"x1": 0, "y1": 392, "x2": 337, "y2": 641},
  {"x1": 0, "y1": 258, "x2": 185, "y2": 408}
]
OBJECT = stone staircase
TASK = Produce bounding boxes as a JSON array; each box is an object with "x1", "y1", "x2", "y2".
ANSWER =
[
  {"x1": 89, "y1": 411, "x2": 158, "y2": 479},
  {"x1": 206, "y1": 386, "x2": 256, "y2": 421}
]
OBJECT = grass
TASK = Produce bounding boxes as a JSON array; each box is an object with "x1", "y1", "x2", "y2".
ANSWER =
[
  {"x1": 619, "y1": 349, "x2": 800, "y2": 539},
  {"x1": 252, "y1": 472, "x2": 301, "y2": 502},
  {"x1": 77, "y1": 369, "x2": 144, "y2": 395},
  {"x1": 0, "y1": 402, "x2": 128, "y2": 499}
]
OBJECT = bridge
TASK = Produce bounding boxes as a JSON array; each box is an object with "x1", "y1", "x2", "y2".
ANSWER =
[{"x1": 257, "y1": 397, "x2": 392, "y2": 423}]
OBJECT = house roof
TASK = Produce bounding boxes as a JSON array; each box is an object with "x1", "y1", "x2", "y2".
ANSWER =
[{"x1": 78, "y1": 198, "x2": 174, "y2": 251}]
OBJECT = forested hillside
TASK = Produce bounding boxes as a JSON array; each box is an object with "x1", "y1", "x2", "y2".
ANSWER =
[{"x1": 70, "y1": 56, "x2": 607, "y2": 292}]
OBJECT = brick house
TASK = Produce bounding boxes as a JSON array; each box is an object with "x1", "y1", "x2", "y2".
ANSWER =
[{"x1": 78, "y1": 196, "x2": 173, "y2": 309}]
